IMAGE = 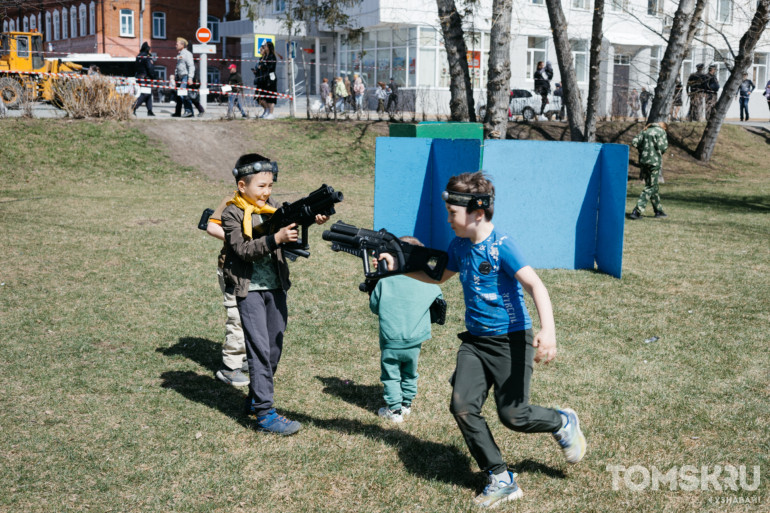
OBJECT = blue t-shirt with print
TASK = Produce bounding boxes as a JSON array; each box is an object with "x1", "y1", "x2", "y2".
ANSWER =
[{"x1": 447, "y1": 229, "x2": 532, "y2": 336}]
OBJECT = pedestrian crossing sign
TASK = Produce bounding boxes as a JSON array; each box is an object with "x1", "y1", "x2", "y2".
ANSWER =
[{"x1": 255, "y1": 35, "x2": 275, "y2": 57}]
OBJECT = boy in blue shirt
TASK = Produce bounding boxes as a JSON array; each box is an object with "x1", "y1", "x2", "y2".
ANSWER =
[
  {"x1": 369, "y1": 236, "x2": 443, "y2": 424},
  {"x1": 382, "y1": 171, "x2": 586, "y2": 507}
]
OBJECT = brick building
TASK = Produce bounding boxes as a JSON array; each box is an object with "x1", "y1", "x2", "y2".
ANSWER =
[{"x1": 1, "y1": 1, "x2": 241, "y2": 83}]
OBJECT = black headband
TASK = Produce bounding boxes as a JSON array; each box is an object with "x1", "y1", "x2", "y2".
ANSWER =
[
  {"x1": 233, "y1": 161, "x2": 279, "y2": 181},
  {"x1": 442, "y1": 190, "x2": 492, "y2": 210}
]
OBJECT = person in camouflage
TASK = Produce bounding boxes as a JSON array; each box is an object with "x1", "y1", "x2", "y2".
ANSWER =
[{"x1": 628, "y1": 122, "x2": 668, "y2": 220}]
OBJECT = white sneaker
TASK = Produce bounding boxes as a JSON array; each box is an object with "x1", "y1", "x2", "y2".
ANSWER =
[
  {"x1": 538, "y1": 115, "x2": 548, "y2": 121},
  {"x1": 552, "y1": 408, "x2": 587, "y2": 464},
  {"x1": 263, "y1": 113, "x2": 275, "y2": 120},
  {"x1": 378, "y1": 407, "x2": 404, "y2": 423},
  {"x1": 401, "y1": 405, "x2": 412, "y2": 416}
]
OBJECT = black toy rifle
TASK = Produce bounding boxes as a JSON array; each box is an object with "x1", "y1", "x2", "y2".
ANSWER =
[
  {"x1": 259, "y1": 184, "x2": 344, "y2": 260},
  {"x1": 322, "y1": 220, "x2": 448, "y2": 280},
  {"x1": 323, "y1": 221, "x2": 448, "y2": 325}
]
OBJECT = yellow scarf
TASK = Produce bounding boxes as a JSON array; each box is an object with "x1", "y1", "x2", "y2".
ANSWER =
[{"x1": 227, "y1": 191, "x2": 277, "y2": 239}]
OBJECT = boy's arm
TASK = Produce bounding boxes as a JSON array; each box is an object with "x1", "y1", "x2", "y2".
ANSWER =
[
  {"x1": 206, "y1": 221, "x2": 225, "y2": 241},
  {"x1": 377, "y1": 252, "x2": 456, "y2": 284},
  {"x1": 222, "y1": 208, "x2": 292, "y2": 261},
  {"x1": 514, "y1": 265, "x2": 557, "y2": 364},
  {"x1": 658, "y1": 132, "x2": 669, "y2": 154}
]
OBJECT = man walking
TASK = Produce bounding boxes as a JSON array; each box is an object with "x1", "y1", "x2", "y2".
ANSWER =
[
  {"x1": 173, "y1": 37, "x2": 195, "y2": 118},
  {"x1": 738, "y1": 72, "x2": 755, "y2": 122}
]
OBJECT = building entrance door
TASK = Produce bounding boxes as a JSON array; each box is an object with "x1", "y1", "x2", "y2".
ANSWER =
[{"x1": 612, "y1": 54, "x2": 630, "y2": 118}]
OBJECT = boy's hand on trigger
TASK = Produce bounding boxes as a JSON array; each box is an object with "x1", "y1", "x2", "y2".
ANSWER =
[
  {"x1": 315, "y1": 214, "x2": 330, "y2": 225},
  {"x1": 275, "y1": 223, "x2": 299, "y2": 245},
  {"x1": 533, "y1": 329, "x2": 556, "y2": 364},
  {"x1": 378, "y1": 252, "x2": 396, "y2": 272}
]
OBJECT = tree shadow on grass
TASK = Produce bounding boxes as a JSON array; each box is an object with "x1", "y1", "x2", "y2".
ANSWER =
[
  {"x1": 316, "y1": 375, "x2": 382, "y2": 413},
  {"x1": 662, "y1": 191, "x2": 770, "y2": 213},
  {"x1": 156, "y1": 337, "x2": 222, "y2": 374}
]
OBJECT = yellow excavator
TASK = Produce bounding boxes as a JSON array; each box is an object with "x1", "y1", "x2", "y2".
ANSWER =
[{"x1": 0, "y1": 30, "x2": 83, "y2": 108}]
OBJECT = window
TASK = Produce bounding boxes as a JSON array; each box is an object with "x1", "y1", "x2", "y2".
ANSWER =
[
  {"x1": 752, "y1": 53, "x2": 767, "y2": 89},
  {"x1": 61, "y1": 8, "x2": 68, "y2": 39},
  {"x1": 120, "y1": 9, "x2": 134, "y2": 37},
  {"x1": 610, "y1": 0, "x2": 628, "y2": 12},
  {"x1": 716, "y1": 0, "x2": 733, "y2": 23},
  {"x1": 650, "y1": 46, "x2": 661, "y2": 81},
  {"x1": 70, "y1": 6, "x2": 77, "y2": 38},
  {"x1": 155, "y1": 66, "x2": 167, "y2": 81},
  {"x1": 89, "y1": 2, "x2": 95, "y2": 35},
  {"x1": 152, "y1": 12, "x2": 166, "y2": 39},
  {"x1": 647, "y1": 0, "x2": 662, "y2": 16},
  {"x1": 45, "y1": 12, "x2": 52, "y2": 41},
  {"x1": 526, "y1": 36, "x2": 548, "y2": 79},
  {"x1": 680, "y1": 48, "x2": 693, "y2": 82},
  {"x1": 31, "y1": 14, "x2": 37, "y2": 32},
  {"x1": 207, "y1": 16, "x2": 220, "y2": 43},
  {"x1": 23, "y1": 16, "x2": 29, "y2": 32},
  {"x1": 572, "y1": 0, "x2": 590, "y2": 9},
  {"x1": 17, "y1": 36, "x2": 29, "y2": 57},
  {"x1": 2, "y1": 21, "x2": 7, "y2": 33},
  {"x1": 53, "y1": 11, "x2": 60, "y2": 40},
  {"x1": 274, "y1": 0, "x2": 286, "y2": 12},
  {"x1": 207, "y1": 68, "x2": 221, "y2": 85},
  {"x1": 8, "y1": 19, "x2": 14, "y2": 32},
  {"x1": 79, "y1": 5, "x2": 87, "y2": 37},
  {"x1": 571, "y1": 40, "x2": 588, "y2": 82},
  {"x1": 531, "y1": 0, "x2": 545, "y2": 5},
  {"x1": 614, "y1": 54, "x2": 630, "y2": 65}
]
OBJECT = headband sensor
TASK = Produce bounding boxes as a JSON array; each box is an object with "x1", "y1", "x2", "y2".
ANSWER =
[
  {"x1": 232, "y1": 161, "x2": 279, "y2": 182},
  {"x1": 442, "y1": 190, "x2": 492, "y2": 210}
]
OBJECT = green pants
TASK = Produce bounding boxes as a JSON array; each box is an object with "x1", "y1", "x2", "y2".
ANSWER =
[
  {"x1": 450, "y1": 330, "x2": 562, "y2": 475},
  {"x1": 380, "y1": 345, "x2": 421, "y2": 410},
  {"x1": 636, "y1": 165, "x2": 662, "y2": 212}
]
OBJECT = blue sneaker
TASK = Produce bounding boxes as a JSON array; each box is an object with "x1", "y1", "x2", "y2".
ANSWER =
[
  {"x1": 473, "y1": 471, "x2": 522, "y2": 508},
  {"x1": 552, "y1": 408, "x2": 586, "y2": 464},
  {"x1": 255, "y1": 409, "x2": 301, "y2": 436}
]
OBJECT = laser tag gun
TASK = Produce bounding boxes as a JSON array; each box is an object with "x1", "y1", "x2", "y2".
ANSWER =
[
  {"x1": 258, "y1": 184, "x2": 344, "y2": 260},
  {"x1": 322, "y1": 220, "x2": 448, "y2": 281}
]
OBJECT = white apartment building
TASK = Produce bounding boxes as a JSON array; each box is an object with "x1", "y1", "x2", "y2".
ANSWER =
[{"x1": 220, "y1": 0, "x2": 770, "y2": 118}]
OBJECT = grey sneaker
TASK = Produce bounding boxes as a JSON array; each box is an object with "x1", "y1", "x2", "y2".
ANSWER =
[
  {"x1": 473, "y1": 471, "x2": 523, "y2": 508},
  {"x1": 241, "y1": 360, "x2": 249, "y2": 373},
  {"x1": 552, "y1": 408, "x2": 587, "y2": 464},
  {"x1": 216, "y1": 368, "x2": 249, "y2": 387}
]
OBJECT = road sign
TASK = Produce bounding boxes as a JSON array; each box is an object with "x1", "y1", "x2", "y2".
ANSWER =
[
  {"x1": 196, "y1": 27, "x2": 212, "y2": 44},
  {"x1": 192, "y1": 44, "x2": 216, "y2": 54},
  {"x1": 254, "y1": 34, "x2": 275, "y2": 57}
]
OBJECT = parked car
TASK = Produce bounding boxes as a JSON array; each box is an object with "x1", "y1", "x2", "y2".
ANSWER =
[{"x1": 477, "y1": 89, "x2": 562, "y2": 121}]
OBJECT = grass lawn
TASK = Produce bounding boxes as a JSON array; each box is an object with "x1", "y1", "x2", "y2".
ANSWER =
[{"x1": 0, "y1": 118, "x2": 768, "y2": 512}]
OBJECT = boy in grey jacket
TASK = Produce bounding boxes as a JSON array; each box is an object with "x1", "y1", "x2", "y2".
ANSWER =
[{"x1": 221, "y1": 154, "x2": 328, "y2": 435}]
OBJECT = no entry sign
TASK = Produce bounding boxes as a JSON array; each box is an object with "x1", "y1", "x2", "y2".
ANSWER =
[{"x1": 196, "y1": 27, "x2": 212, "y2": 44}]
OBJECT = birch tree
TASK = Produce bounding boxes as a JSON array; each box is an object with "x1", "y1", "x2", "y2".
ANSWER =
[
  {"x1": 437, "y1": 0, "x2": 476, "y2": 121},
  {"x1": 646, "y1": 0, "x2": 707, "y2": 123},
  {"x1": 484, "y1": 0, "x2": 513, "y2": 138},
  {"x1": 695, "y1": 0, "x2": 769, "y2": 161},
  {"x1": 544, "y1": 0, "x2": 585, "y2": 141}
]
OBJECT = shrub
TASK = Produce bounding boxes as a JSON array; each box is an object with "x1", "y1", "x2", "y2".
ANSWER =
[{"x1": 53, "y1": 76, "x2": 134, "y2": 120}]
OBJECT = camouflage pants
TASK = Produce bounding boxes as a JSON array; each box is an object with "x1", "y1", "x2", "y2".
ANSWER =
[
  {"x1": 636, "y1": 165, "x2": 662, "y2": 212},
  {"x1": 705, "y1": 93, "x2": 718, "y2": 118},
  {"x1": 688, "y1": 92, "x2": 704, "y2": 121}
]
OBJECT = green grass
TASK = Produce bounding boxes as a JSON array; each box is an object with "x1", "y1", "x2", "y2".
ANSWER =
[{"x1": 0, "y1": 118, "x2": 768, "y2": 512}]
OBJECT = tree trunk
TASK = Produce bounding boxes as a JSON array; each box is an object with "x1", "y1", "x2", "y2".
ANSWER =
[
  {"x1": 437, "y1": 0, "x2": 476, "y2": 122},
  {"x1": 484, "y1": 0, "x2": 513, "y2": 138},
  {"x1": 583, "y1": 0, "x2": 604, "y2": 142},
  {"x1": 544, "y1": 0, "x2": 585, "y2": 141},
  {"x1": 646, "y1": 0, "x2": 704, "y2": 123},
  {"x1": 695, "y1": 0, "x2": 769, "y2": 162}
]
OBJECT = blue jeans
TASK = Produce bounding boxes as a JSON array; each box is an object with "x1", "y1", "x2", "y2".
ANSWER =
[
  {"x1": 228, "y1": 93, "x2": 246, "y2": 116},
  {"x1": 177, "y1": 75, "x2": 193, "y2": 114},
  {"x1": 739, "y1": 96, "x2": 749, "y2": 120}
]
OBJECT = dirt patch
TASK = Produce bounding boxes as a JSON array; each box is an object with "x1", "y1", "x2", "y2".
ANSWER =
[{"x1": 134, "y1": 120, "x2": 264, "y2": 182}]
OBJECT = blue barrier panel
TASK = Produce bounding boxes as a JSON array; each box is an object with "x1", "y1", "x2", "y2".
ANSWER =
[
  {"x1": 374, "y1": 137, "x2": 482, "y2": 247},
  {"x1": 373, "y1": 138, "x2": 628, "y2": 278}
]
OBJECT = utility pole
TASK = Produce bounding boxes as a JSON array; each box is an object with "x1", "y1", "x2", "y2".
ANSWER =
[{"x1": 199, "y1": 0, "x2": 208, "y2": 111}]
